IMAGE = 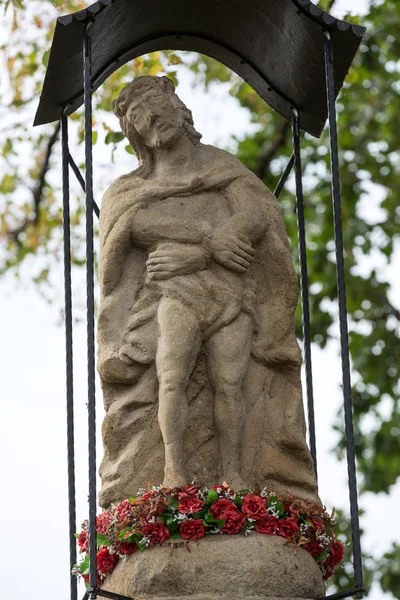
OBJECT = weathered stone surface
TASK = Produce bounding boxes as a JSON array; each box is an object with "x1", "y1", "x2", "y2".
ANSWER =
[
  {"x1": 102, "y1": 534, "x2": 325, "y2": 599},
  {"x1": 97, "y1": 75, "x2": 319, "y2": 508}
]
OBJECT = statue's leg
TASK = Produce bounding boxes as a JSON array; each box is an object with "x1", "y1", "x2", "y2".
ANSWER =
[
  {"x1": 156, "y1": 296, "x2": 201, "y2": 488},
  {"x1": 205, "y1": 312, "x2": 252, "y2": 490}
]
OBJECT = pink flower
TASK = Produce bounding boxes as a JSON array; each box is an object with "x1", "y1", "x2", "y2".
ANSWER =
[
  {"x1": 96, "y1": 511, "x2": 112, "y2": 534},
  {"x1": 115, "y1": 500, "x2": 132, "y2": 522}
]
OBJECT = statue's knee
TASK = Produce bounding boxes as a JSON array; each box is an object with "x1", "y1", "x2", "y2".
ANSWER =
[{"x1": 159, "y1": 370, "x2": 187, "y2": 396}]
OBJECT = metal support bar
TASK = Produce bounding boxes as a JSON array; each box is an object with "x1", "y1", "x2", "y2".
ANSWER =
[
  {"x1": 94, "y1": 588, "x2": 138, "y2": 600},
  {"x1": 68, "y1": 153, "x2": 100, "y2": 218},
  {"x1": 61, "y1": 112, "x2": 78, "y2": 600},
  {"x1": 274, "y1": 153, "x2": 295, "y2": 199},
  {"x1": 292, "y1": 112, "x2": 318, "y2": 481},
  {"x1": 83, "y1": 27, "x2": 98, "y2": 599},
  {"x1": 317, "y1": 586, "x2": 366, "y2": 600},
  {"x1": 324, "y1": 33, "x2": 363, "y2": 597}
]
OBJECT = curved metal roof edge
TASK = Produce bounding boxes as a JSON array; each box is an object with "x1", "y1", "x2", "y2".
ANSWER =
[{"x1": 57, "y1": 0, "x2": 366, "y2": 38}]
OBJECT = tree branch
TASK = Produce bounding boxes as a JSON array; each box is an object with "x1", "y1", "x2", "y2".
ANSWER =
[
  {"x1": 256, "y1": 120, "x2": 291, "y2": 181},
  {"x1": 7, "y1": 121, "x2": 60, "y2": 241}
]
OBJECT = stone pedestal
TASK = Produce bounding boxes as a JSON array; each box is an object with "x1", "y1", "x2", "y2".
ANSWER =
[{"x1": 102, "y1": 534, "x2": 325, "y2": 599}]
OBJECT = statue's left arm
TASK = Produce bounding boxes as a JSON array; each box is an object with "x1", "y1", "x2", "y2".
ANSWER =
[
  {"x1": 223, "y1": 176, "x2": 269, "y2": 244},
  {"x1": 210, "y1": 175, "x2": 269, "y2": 273}
]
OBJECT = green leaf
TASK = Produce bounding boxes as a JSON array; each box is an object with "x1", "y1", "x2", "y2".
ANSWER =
[
  {"x1": 97, "y1": 534, "x2": 109, "y2": 547},
  {"x1": 204, "y1": 511, "x2": 225, "y2": 527},
  {"x1": 80, "y1": 555, "x2": 90, "y2": 575},
  {"x1": 170, "y1": 497, "x2": 179, "y2": 510},
  {"x1": 166, "y1": 517, "x2": 178, "y2": 532},
  {"x1": 171, "y1": 532, "x2": 182, "y2": 539},
  {"x1": 234, "y1": 496, "x2": 243, "y2": 508},
  {"x1": 105, "y1": 131, "x2": 125, "y2": 144},
  {"x1": 193, "y1": 511, "x2": 205, "y2": 519},
  {"x1": 206, "y1": 490, "x2": 219, "y2": 504},
  {"x1": 125, "y1": 144, "x2": 134, "y2": 154}
]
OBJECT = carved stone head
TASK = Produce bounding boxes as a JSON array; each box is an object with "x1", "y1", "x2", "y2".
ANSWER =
[{"x1": 112, "y1": 76, "x2": 201, "y2": 175}]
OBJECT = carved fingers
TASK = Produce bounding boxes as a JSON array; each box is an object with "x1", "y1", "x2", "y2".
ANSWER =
[
  {"x1": 146, "y1": 243, "x2": 208, "y2": 280},
  {"x1": 210, "y1": 231, "x2": 255, "y2": 273}
]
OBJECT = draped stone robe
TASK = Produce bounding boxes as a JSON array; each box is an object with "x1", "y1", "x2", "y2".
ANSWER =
[{"x1": 97, "y1": 144, "x2": 319, "y2": 508}]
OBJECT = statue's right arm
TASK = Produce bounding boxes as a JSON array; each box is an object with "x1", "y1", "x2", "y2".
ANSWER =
[{"x1": 131, "y1": 208, "x2": 211, "y2": 247}]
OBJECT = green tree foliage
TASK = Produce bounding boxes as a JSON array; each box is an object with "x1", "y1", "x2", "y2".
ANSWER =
[{"x1": 1, "y1": 0, "x2": 399, "y2": 596}]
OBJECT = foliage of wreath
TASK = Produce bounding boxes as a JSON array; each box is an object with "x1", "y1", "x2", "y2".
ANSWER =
[{"x1": 73, "y1": 483, "x2": 344, "y2": 587}]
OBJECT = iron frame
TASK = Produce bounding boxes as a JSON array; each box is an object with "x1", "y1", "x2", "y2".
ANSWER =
[{"x1": 58, "y1": 14, "x2": 365, "y2": 600}]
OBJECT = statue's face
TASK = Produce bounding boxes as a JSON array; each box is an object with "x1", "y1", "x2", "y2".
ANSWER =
[{"x1": 125, "y1": 89, "x2": 186, "y2": 149}]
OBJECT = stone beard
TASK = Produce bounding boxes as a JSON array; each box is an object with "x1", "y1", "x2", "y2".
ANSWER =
[{"x1": 97, "y1": 75, "x2": 318, "y2": 508}]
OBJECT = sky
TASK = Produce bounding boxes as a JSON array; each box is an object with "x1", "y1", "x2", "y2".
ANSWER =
[{"x1": 1, "y1": 1, "x2": 399, "y2": 599}]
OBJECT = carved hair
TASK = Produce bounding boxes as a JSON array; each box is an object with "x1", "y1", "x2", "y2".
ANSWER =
[{"x1": 113, "y1": 76, "x2": 202, "y2": 178}]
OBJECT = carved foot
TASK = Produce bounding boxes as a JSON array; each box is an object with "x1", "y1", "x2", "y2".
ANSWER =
[{"x1": 163, "y1": 468, "x2": 187, "y2": 489}]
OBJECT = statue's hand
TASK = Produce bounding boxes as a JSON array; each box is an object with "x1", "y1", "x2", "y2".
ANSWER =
[
  {"x1": 210, "y1": 230, "x2": 255, "y2": 273},
  {"x1": 146, "y1": 242, "x2": 209, "y2": 280}
]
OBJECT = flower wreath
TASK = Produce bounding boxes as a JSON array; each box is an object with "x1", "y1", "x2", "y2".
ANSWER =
[{"x1": 74, "y1": 483, "x2": 344, "y2": 587}]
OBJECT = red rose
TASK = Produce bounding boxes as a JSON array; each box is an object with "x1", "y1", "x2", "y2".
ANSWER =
[
  {"x1": 210, "y1": 498, "x2": 237, "y2": 520},
  {"x1": 97, "y1": 547, "x2": 119, "y2": 574},
  {"x1": 96, "y1": 511, "x2": 112, "y2": 534},
  {"x1": 304, "y1": 539, "x2": 325, "y2": 558},
  {"x1": 115, "y1": 499, "x2": 132, "y2": 522},
  {"x1": 277, "y1": 517, "x2": 300, "y2": 539},
  {"x1": 330, "y1": 540, "x2": 344, "y2": 566},
  {"x1": 254, "y1": 515, "x2": 278, "y2": 535},
  {"x1": 119, "y1": 542, "x2": 138, "y2": 555},
  {"x1": 323, "y1": 554, "x2": 336, "y2": 579},
  {"x1": 143, "y1": 522, "x2": 170, "y2": 544},
  {"x1": 82, "y1": 573, "x2": 90, "y2": 584},
  {"x1": 179, "y1": 519, "x2": 206, "y2": 541},
  {"x1": 242, "y1": 494, "x2": 268, "y2": 519},
  {"x1": 184, "y1": 484, "x2": 200, "y2": 496},
  {"x1": 77, "y1": 530, "x2": 88, "y2": 552},
  {"x1": 178, "y1": 497, "x2": 205, "y2": 515},
  {"x1": 221, "y1": 512, "x2": 246, "y2": 534}
]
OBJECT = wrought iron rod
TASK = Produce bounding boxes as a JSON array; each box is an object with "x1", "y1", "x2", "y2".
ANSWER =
[
  {"x1": 94, "y1": 588, "x2": 137, "y2": 600},
  {"x1": 318, "y1": 586, "x2": 365, "y2": 600},
  {"x1": 68, "y1": 152, "x2": 100, "y2": 218},
  {"x1": 83, "y1": 27, "x2": 98, "y2": 599},
  {"x1": 61, "y1": 112, "x2": 78, "y2": 600},
  {"x1": 274, "y1": 153, "x2": 295, "y2": 199},
  {"x1": 324, "y1": 34, "x2": 363, "y2": 597},
  {"x1": 292, "y1": 112, "x2": 318, "y2": 481}
]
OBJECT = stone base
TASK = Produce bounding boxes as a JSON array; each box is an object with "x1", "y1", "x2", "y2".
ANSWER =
[{"x1": 102, "y1": 533, "x2": 325, "y2": 599}]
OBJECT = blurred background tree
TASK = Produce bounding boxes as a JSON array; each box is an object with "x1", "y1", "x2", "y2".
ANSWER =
[{"x1": 1, "y1": 0, "x2": 399, "y2": 597}]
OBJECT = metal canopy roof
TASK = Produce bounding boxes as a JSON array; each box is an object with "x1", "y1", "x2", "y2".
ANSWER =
[{"x1": 34, "y1": 0, "x2": 365, "y2": 137}]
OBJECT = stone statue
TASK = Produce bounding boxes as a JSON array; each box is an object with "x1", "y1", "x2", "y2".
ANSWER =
[{"x1": 98, "y1": 76, "x2": 318, "y2": 508}]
